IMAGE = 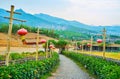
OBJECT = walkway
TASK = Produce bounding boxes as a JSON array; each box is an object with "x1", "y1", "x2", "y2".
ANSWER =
[{"x1": 48, "y1": 55, "x2": 94, "y2": 79}]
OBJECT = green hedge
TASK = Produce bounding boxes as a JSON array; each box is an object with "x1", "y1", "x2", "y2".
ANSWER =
[
  {"x1": 0, "y1": 53, "x2": 27, "y2": 61},
  {"x1": 0, "y1": 55, "x2": 5, "y2": 61},
  {"x1": 63, "y1": 51, "x2": 120, "y2": 79},
  {"x1": 0, "y1": 53, "x2": 59, "y2": 79},
  {"x1": 10, "y1": 53, "x2": 25, "y2": 60},
  {"x1": 0, "y1": 51, "x2": 46, "y2": 61}
]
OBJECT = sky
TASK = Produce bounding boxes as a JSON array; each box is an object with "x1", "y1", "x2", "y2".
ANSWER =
[{"x1": 0, "y1": 0, "x2": 120, "y2": 26}]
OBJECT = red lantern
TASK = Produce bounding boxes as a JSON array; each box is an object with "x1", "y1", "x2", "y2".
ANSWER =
[
  {"x1": 53, "y1": 47, "x2": 55, "y2": 49},
  {"x1": 97, "y1": 39, "x2": 102, "y2": 43},
  {"x1": 17, "y1": 28, "x2": 28, "y2": 36},
  {"x1": 87, "y1": 43, "x2": 91, "y2": 47},
  {"x1": 49, "y1": 45, "x2": 54, "y2": 48},
  {"x1": 40, "y1": 39, "x2": 46, "y2": 43}
]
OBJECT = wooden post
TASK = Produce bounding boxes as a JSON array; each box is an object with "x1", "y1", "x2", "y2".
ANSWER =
[
  {"x1": 49, "y1": 42, "x2": 52, "y2": 57},
  {"x1": 36, "y1": 28, "x2": 39, "y2": 61},
  {"x1": 50, "y1": 48, "x2": 52, "y2": 58},
  {"x1": 103, "y1": 28, "x2": 106, "y2": 59},
  {"x1": 82, "y1": 41, "x2": 84, "y2": 53},
  {"x1": 76, "y1": 41, "x2": 78, "y2": 53},
  {"x1": 51, "y1": 48, "x2": 53, "y2": 57},
  {"x1": 5, "y1": 5, "x2": 14, "y2": 66},
  {"x1": 46, "y1": 41, "x2": 48, "y2": 58},
  {"x1": 90, "y1": 36, "x2": 93, "y2": 55}
]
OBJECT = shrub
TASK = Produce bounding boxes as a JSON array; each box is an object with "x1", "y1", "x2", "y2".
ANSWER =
[
  {"x1": 10, "y1": 53, "x2": 25, "y2": 60},
  {"x1": 0, "y1": 55, "x2": 5, "y2": 61},
  {"x1": 0, "y1": 53, "x2": 59, "y2": 79},
  {"x1": 63, "y1": 51, "x2": 120, "y2": 79}
]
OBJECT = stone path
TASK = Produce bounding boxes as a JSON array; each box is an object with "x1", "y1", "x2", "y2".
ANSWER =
[{"x1": 48, "y1": 55, "x2": 94, "y2": 79}]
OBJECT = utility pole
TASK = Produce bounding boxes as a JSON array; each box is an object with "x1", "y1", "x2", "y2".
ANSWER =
[
  {"x1": 36, "y1": 28, "x2": 39, "y2": 61},
  {"x1": 90, "y1": 36, "x2": 93, "y2": 55},
  {"x1": 103, "y1": 28, "x2": 106, "y2": 59},
  {"x1": 4, "y1": 5, "x2": 26, "y2": 66}
]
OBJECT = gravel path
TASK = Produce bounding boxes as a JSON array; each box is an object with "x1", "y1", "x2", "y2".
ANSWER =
[{"x1": 48, "y1": 55, "x2": 94, "y2": 79}]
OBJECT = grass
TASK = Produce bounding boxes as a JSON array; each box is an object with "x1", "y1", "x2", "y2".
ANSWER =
[{"x1": 78, "y1": 50, "x2": 120, "y2": 60}]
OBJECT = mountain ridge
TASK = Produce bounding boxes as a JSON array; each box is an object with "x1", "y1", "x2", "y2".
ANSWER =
[{"x1": 0, "y1": 8, "x2": 120, "y2": 36}]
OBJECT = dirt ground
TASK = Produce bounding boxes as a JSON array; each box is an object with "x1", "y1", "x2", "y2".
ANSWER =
[{"x1": 0, "y1": 32, "x2": 57, "y2": 55}]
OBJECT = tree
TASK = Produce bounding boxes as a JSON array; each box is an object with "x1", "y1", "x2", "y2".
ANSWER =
[
  {"x1": 115, "y1": 40, "x2": 120, "y2": 44},
  {"x1": 0, "y1": 23, "x2": 60, "y2": 39},
  {"x1": 0, "y1": 23, "x2": 9, "y2": 33},
  {"x1": 55, "y1": 40, "x2": 68, "y2": 53},
  {"x1": 42, "y1": 40, "x2": 57, "y2": 52}
]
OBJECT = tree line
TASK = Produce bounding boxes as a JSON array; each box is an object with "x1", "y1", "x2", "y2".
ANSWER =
[{"x1": 0, "y1": 23, "x2": 59, "y2": 39}]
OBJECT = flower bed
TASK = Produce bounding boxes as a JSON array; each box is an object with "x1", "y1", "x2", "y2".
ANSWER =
[
  {"x1": 63, "y1": 51, "x2": 120, "y2": 79},
  {"x1": 0, "y1": 53, "x2": 59, "y2": 79}
]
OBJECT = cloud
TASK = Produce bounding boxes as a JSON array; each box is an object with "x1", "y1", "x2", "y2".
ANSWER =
[
  {"x1": 60, "y1": 0, "x2": 120, "y2": 25},
  {"x1": 0, "y1": 0, "x2": 120, "y2": 25}
]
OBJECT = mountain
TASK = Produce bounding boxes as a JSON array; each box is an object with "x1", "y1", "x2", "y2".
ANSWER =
[
  {"x1": 34, "y1": 13, "x2": 90, "y2": 29},
  {"x1": 0, "y1": 8, "x2": 120, "y2": 37},
  {"x1": 34, "y1": 13, "x2": 120, "y2": 36},
  {"x1": 14, "y1": 9, "x2": 54, "y2": 27},
  {"x1": 34, "y1": 13, "x2": 98, "y2": 34},
  {"x1": 0, "y1": 8, "x2": 95, "y2": 33},
  {"x1": 0, "y1": 8, "x2": 9, "y2": 23},
  {"x1": 0, "y1": 9, "x2": 54, "y2": 28},
  {"x1": 34, "y1": 13, "x2": 69, "y2": 25}
]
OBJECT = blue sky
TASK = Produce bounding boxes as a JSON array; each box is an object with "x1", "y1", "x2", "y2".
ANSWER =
[{"x1": 0, "y1": 0, "x2": 120, "y2": 26}]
